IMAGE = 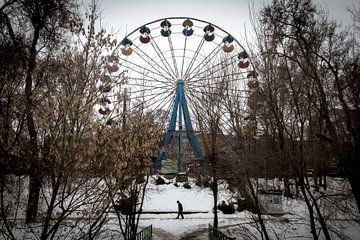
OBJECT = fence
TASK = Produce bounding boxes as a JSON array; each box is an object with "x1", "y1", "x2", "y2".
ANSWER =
[
  {"x1": 129, "y1": 225, "x2": 152, "y2": 240},
  {"x1": 209, "y1": 224, "x2": 235, "y2": 240}
]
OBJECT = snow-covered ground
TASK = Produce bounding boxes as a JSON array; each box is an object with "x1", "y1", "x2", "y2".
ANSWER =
[
  {"x1": 2, "y1": 175, "x2": 360, "y2": 239},
  {"x1": 137, "y1": 176, "x2": 360, "y2": 239}
]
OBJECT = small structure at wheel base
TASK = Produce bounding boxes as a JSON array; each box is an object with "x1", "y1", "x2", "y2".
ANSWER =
[
  {"x1": 160, "y1": 159, "x2": 178, "y2": 178},
  {"x1": 258, "y1": 189, "x2": 284, "y2": 215}
]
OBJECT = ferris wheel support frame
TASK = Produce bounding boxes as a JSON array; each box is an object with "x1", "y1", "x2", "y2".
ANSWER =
[{"x1": 154, "y1": 79, "x2": 205, "y2": 174}]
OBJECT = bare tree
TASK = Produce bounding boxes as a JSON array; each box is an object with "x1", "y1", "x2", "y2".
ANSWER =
[
  {"x1": 266, "y1": 0, "x2": 359, "y2": 213},
  {"x1": 0, "y1": 0, "x2": 79, "y2": 223},
  {"x1": 96, "y1": 112, "x2": 161, "y2": 240},
  {"x1": 0, "y1": 1, "x2": 130, "y2": 239},
  {"x1": 247, "y1": 0, "x2": 360, "y2": 239}
]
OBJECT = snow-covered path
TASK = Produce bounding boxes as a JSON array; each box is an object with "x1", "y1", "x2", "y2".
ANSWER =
[
  {"x1": 140, "y1": 177, "x2": 239, "y2": 238},
  {"x1": 139, "y1": 177, "x2": 360, "y2": 239}
]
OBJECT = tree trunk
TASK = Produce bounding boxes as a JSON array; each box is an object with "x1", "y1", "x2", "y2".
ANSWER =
[
  {"x1": 212, "y1": 177, "x2": 218, "y2": 229},
  {"x1": 299, "y1": 181, "x2": 318, "y2": 240},
  {"x1": 247, "y1": 176, "x2": 270, "y2": 240},
  {"x1": 305, "y1": 185, "x2": 332, "y2": 240},
  {"x1": 25, "y1": 26, "x2": 41, "y2": 224},
  {"x1": 338, "y1": 150, "x2": 360, "y2": 213},
  {"x1": 347, "y1": 173, "x2": 360, "y2": 213},
  {"x1": 26, "y1": 171, "x2": 41, "y2": 223},
  {"x1": 0, "y1": 176, "x2": 16, "y2": 239},
  {"x1": 295, "y1": 177, "x2": 299, "y2": 198},
  {"x1": 40, "y1": 174, "x2": 62, "y2": 240},
  {"x1": 314, "y1": 175, "x2": 319, "y2": 192},
  {"x1": 283, "y1": 175, "x2": 291, "y2": 197}
]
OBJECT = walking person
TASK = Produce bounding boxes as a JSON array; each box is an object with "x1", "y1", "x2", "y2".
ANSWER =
[{"x1": 176, "y1": 200, "x2": 184, "y2": 219}]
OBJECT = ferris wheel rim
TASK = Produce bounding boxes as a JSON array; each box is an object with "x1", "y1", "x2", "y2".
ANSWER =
[
  {"x1": 99, "y1": 17, "x2": 254, "y2": 130},
  {"x1": 112, "y1": 17, "x2": 252, "y2": 83},
  {"x1": 114, "y1": 16, "x2": 246, "y2": 54}
]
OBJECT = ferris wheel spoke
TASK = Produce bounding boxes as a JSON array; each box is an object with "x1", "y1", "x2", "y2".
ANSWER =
[
  {"x1": 118, "y1": 56, "x2": 171, "y2": 81},
  {"x1": 128, "y1": 87, "x2": 173, "y2": 98},
  {"x1": 187, "y1": 66, "x2": 244, "y2": 90},
  {"x1": 188, "y1": 86, "x2": 253, "y2": 94},
  {"x1": 189, "y1": 87, "x2": 242, "y2": 124},
  {"x1": 127, "y1": 76, "x2": 173, "y2": 88},
  {"x1": 189, "y1": 80, "x2": 244, "y2": 92},
  {"x1": 217, "y1": 103, "x2": 242, "y2": 126},
  {"x1": 129, "y1": 91, "x2": 172, "y2": 114},
  {"x1": 130, "y1": 86, "x2": 172, "y2": 99},
  {"x1": 129, "y1": 87, "x2": 172, "y2": 101},
  {"x1": 183, "y1": 100, "x2": 200, "y2": 127},
  {"x1": 126, "y1": 85, "x2": 173, "y2": 96},
  {"x1": 186, "y1": 90, "x2": 233, "y2": 130},
  {"x1": 150, "y1": 91, "x2": 174, "y2": 114},
  {"x1": 187, "y1": 54, "x2": 239, "y2": 84},
  {"x1": 187, "y1": 83, "x2": 246, "y2": 133},
  {"x1": 116, "y1": 68, "x2": 174, "y2": 91},
  {"x1": 186, "y1": 87, "x2": 251, "y2": 101},
  {"x1": 146, "y1": 90, "x2": 175, "y2": 116},
  {"x1": 188, "y1": 54, "x2": 238, "y2": 80},
  {"x1": 187, "y1": 53, "x2": 238, "y2": 85},
  {"x1": 186, "y1": 87, "x2": 239, "y2": 112},
  {"x1": 186, "y1": 93, "x2": 204, "y2": 116},
  {"x1": 186, "y1": 91, "x2": 217, "y2": 123},
  {"x1": 188, "y1": 86, "x2": 251, "y2": 99},
  {"x1": 184, "y1": 42, "x2": 223, "y2": 81},
  {"x1": 135, "y1": 89, "x2": 175, "y2": 112},
  {"x1": 217, "y1": 115, "x2": 237, "y2": 133},
  {"x1": 188, "y1": 87, "x2": 251, "y2": 101},
  {"x1": 185, "y1": 89, "x2": 210, "y2": 111},
  {"x1": 147, "y1": 92, "x2": 175, "y2": 130},
  {"x1": 180, "y1": 35, "x2": 188, "y2": 78},
  {"x1": 125, "y1": 82, "x2": 173, "y2": 92},
  {"x1": 149, "y1": 34, "x2": 178, "y2": 79},
  {"x1": 167, "y1": 35, "x2": 180, "y2": 78},
  {"x1": 132, "y1": 44, "x2": 175, "y2": 80},
  {"x1": 188, "y1": 71, "x2": 245, "y2": 87},
  {"x1": 182, "y1": 38, "x2": 205, "y2": 80},
  {"x1": 196, "y1": 102, "x2": 248, "y2": 129},
  {"x1": 192, "y1": 89, "x2": 251, "y2": 99},
  {"x1": 188, "y1": 72, "x2": 247, "y2": 89}
]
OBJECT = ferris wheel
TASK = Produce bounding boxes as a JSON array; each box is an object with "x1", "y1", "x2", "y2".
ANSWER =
[{"x1": 98, "y1": 17, "x2": 255, "y2": 174}]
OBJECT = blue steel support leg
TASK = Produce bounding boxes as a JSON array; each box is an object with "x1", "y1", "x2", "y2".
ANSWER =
[
  {"x1": 154, "y1": 93, "x2": 179, "y2": 173},
  {"x1": 155, "y1": 79, "x2": 207, "y2": 174},
  {"x1": 181, "y1": 94, "x2": 207, "y2": 169},
  {"x1": 177, "y1": 80, "x2": 185, "y2": 173}
]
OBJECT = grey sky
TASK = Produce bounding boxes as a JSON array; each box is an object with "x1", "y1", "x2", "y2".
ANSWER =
[{"x1": 93, "y1": 0, "x2": 357, "y2": 41}]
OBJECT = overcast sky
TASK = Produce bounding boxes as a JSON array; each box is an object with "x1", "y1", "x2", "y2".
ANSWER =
[{"x1": 89, "y1": 0, "x2": 357, "y2": 41}]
